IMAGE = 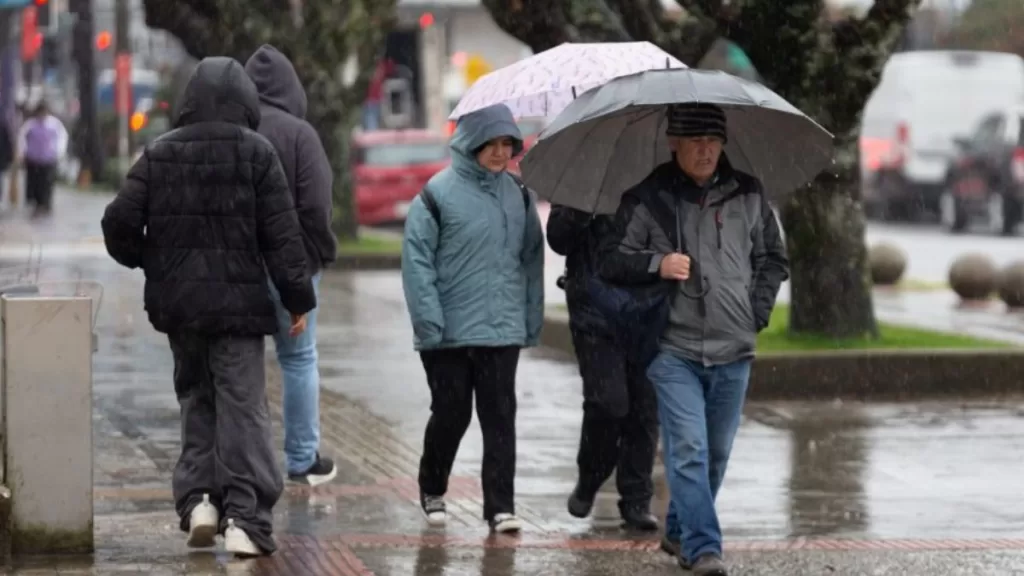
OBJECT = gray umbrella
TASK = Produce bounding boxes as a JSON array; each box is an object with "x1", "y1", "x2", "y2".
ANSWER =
[{"x1": 520, "y1": 68, "x2": 834, "y2": 214}]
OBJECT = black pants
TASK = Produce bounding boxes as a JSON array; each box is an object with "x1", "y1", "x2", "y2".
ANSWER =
[
  {"x1": 169, "y1": 332, "x2": 283, "y2": 554},
  {"x1": 24, "y1": 160, "x2": 55, "y2": 210},
  {"x1": 418, "y1": 346, "x2": 519, "y2": 521},
  {"x1": 570, "y1": 327, "x2": 658, "y2": 509}
]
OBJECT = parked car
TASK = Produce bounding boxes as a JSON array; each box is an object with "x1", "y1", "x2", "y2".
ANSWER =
[
  {"x1": 353, "y1": 130, "x2": 450, "y2": 225},
  {"x1": 860, "y1": 50, "x2": 1024, "y2": 221},
  {"x1": 939, "y1": 109, "x2": 1024, "y2": 235}
]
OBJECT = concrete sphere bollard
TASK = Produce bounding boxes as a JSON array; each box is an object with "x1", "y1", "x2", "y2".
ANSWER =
[
  {"x1": 868, "y1": 243, "x2": 907, "y2": 286},
  {"x1": 997, "y1": 261, "x2": 1024, "y2": 309},
  {"x1": 948, "y1": 253, "x2": 998, "y2": 301}
]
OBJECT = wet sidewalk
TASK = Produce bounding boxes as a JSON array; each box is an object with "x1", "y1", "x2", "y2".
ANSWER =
[{"x1": 4, "y1": 190, "x2": 1024, "y2": 575}]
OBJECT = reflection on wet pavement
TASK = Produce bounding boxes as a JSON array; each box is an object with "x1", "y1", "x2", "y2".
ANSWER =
[
  {"x1": 318, "y1": 270, "x2": 1024, "y2": 542},
  {"x1": 5, "y1": 190, "x2": 1024, "y2": 573}
]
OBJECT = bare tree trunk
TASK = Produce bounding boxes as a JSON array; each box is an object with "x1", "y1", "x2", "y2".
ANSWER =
[{"x1": 781, "y1": 170, "x2": 878, "y2": 338}]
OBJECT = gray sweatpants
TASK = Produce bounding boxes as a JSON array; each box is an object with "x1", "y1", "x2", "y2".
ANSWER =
[{"x1": 169, "y1": 332, "x2": 283, "y2": 554}]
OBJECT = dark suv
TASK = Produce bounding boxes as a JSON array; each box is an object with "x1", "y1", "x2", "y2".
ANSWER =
[{"x1": 940, "y1": 109, "x2": 1024, "y2": 235}]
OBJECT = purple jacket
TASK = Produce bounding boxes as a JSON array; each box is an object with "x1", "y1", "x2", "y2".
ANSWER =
[{"x1": 20, "y1": 116, "x2": 68, "y2": 164}]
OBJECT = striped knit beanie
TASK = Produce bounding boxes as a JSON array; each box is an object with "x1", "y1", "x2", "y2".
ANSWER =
[{"x1": 665, "y1": 103, "x2": 728, "y2": 142}]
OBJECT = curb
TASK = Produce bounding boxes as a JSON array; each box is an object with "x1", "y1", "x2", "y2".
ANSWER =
[{"x1": 540, "y1": 311, "x2": 1024, "y2": 400}]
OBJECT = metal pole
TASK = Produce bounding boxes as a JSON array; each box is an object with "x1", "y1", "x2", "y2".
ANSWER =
[
  {"x1": 114, "y1": 0, "x2": 128, "y2": 165},
  {"x1": 70, "y1": 0, "x2": 103, "y2": 183}
]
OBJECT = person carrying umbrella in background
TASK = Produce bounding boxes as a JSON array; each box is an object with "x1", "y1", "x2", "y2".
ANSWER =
[
  {"x1": 401, "y1": 103, "x2": 545, "y2": 534},
  {"x1": 520, "y1": 68, "x2": 833, "y2": 575},
  {"x1": 546, "y1": 205, "x2": 660, "y2": 531}
]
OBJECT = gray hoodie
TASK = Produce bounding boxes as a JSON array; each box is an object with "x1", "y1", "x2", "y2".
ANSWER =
[{"x1": 245, "y1": 44, "x2": 337, "y2": 273}]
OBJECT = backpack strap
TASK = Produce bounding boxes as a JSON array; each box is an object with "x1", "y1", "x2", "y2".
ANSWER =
[
  {"x1": 419, "y1": 188, "x2": 442, "y2": 226},
  {"x1": 507, "y1": 172, "x2": 531, "y2": 211}
]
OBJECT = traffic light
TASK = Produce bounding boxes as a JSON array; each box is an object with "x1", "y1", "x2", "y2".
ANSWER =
[
  {"x1": 130, "y1": 112, "x2": 146, "y2": 131},
  {"x1": 95, "y1": 31, "x2": 111, "y2": 51}
]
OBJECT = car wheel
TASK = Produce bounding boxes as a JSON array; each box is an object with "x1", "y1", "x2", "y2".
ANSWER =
[
  {"x1": 1001, "y1": 195, "x2": 1022, "y2": 236},
  {"x1": 985, "y1": 193, "x2": 1007, "y2": 236},
  {"x1": 939, "y1": 190, "x2": 967, "y2": 233}
]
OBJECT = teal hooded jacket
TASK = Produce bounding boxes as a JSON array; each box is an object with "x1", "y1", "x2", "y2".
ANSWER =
[{"x1": 401, "y1": 104, "x2": 545, "y2": 351}]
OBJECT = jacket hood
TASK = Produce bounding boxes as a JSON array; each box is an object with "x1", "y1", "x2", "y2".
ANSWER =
[
  {"x1": 244, "y1": 44, "x2": 308, "y2": 118},
  {"x1": 176, "y1": 57, "x2": 261, "y2": 130},
  {"x1": 449, "y1": 104, "x2": 523, "y2": 178}
]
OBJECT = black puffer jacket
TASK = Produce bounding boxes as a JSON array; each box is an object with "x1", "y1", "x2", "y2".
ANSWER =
[{"x1": 101, "y1": 56, "x2": 316, "y2": 336}]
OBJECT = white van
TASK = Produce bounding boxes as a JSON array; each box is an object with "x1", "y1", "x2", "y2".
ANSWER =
[{"x1": 860, "y1": 50, "x2": 1024, "y2": 220}]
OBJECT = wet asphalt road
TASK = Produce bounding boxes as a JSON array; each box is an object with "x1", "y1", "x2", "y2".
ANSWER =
[{"x1": 3, "y1": 190, "x2": 1024, "y2": 574}]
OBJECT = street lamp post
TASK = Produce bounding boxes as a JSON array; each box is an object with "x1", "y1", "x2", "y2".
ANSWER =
[{"x1": 113, "y1": 0, "x2": 129, "y2": 166}]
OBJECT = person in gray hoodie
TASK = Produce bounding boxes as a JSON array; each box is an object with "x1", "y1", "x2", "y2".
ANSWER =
[{"x1": 245, "y1": 44, "x2": 338, "y2": 487}]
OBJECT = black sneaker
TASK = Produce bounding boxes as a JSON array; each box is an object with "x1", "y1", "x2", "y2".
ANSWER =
[
  {"x1": 619, "y1": 503, "x2": 659, "y2": 531},
  {"x1": 421, "y1": 494, "x2": 447, "y2": 526},
  {"x1": 288, "y1": 453, "x2": 337, "y2": 487},
  {"x1": 567, "y1": 484, "x2": 595, "y2": 518},
  {"x1": 691, "y1": 554, "x2": 727, "y2": 576}
]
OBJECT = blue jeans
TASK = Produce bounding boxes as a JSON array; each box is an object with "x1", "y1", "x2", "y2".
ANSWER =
[
  {"x1": 268, "y1": 272, "x2": 322, "y2": 474},
  {"x1": 647, "y1": 351, "x2": 751, "y2": 563}
]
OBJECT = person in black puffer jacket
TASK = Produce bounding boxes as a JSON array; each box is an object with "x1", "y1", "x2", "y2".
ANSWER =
[
  {"x1": 101, "y1": 56, "x2": 316, "y2": 558},
  {"x1": 547, "y1": 206, "x2": 659, "y2": 531}
]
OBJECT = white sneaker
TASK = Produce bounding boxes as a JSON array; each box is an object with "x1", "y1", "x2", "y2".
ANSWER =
[
  {"x1": 490, "y1": 513, "x2": 522, "y2": 533},
  {"x1": 224, "y1": 519, "x2": 261, "y2": 557},
  {"x1": 186, "y1": 493, "x2": 219, "y2": 548},
  {"x1": 421, "y1": 494, "x2": 447, "y2": 526}
]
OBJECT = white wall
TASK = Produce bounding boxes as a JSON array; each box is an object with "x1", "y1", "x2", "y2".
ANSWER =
[{"x1": 448, "y1": 9, "x2": 531, "y2": 71}]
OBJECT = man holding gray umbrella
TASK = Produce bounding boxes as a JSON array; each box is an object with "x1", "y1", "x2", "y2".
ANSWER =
[
  {"x1": 520, "y1": 67, "x2": 831, "y2": 574},
  {"x1": 598, "y1": 103, "x2": 789, "y2": 575}
]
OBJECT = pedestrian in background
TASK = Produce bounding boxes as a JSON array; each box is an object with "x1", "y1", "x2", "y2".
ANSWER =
[
  {"x1": 600, "y1": 103, "x2": 788, "y2": 576},
  {"x1": 547, "y1": 205, "x2": 660, "y2": 531},
  {"x1": 401, "y1": 103, "x2": 545, "y2": 533},
  {"x1": 101, "y1": 57, "x2": 315, "y2": 558},
  {"x1": 18, "y1": 100, "x2": 67, "y2": 217},
  {"x1": 246, "y1": 43, "x2": 339, "y2": 487}
]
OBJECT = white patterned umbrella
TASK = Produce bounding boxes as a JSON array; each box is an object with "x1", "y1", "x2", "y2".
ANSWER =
[{"x1": 448, "y1": 42, "x2": 686, "y2": 120}]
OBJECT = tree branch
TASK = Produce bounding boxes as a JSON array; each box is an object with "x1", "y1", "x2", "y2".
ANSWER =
[
  {"x1": 815, "y1": 0, "x2": 920, "y2": 151},
  {"x1": 835, "y1": 0, "x2": 920, "y2": 51},
  {"x1": 603, "y1": 0, "x2": 719, "y2": 65},
  {"x1": 481, "y1": 0, "x2": 577, "y2": 52},
  {"x1": 142, "y1": 0, "x2": 220, "y2": 58}
]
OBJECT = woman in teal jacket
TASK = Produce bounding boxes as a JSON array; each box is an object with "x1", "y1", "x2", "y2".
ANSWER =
[{"x1": 401, "y1": 103, "x2": 544, "y2": 534}]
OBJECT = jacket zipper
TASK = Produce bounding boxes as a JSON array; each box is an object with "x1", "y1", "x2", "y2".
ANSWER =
[{"x1": 715, "y1": 209, "x2": 723, "y2": 250}]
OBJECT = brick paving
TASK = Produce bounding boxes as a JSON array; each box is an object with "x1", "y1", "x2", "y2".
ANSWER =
[{"x1": 5, "y1": 190, "x2": 1024, "y2": 574}]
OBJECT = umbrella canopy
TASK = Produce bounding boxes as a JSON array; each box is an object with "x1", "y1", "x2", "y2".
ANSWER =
[
  {"x1": 448, "y1": 42, "x2": 685, "y2": 120},
  {"x1": 520, "y1": 68, "x2": 835, "y2": 214}
]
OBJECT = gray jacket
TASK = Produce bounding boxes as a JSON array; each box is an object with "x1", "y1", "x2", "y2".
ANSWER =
[
  {"x1": 245, "y1": 44, "x2": 337, "y2": 274},
  {"x1": 599, "y1": 159, "x2": 789, "y2": 367}
]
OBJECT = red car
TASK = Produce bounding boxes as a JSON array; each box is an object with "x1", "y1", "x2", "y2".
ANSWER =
[{"x1": 353, "y1": 130, "x2": 450, "y2": 225}]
